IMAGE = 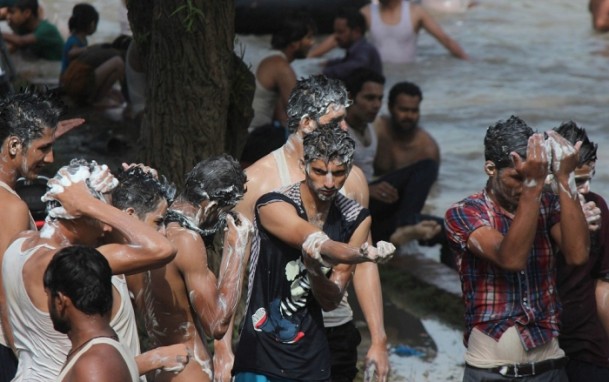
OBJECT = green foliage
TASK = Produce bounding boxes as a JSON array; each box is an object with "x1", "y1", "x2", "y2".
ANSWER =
[{"x1": 171, "y1": 0, "x2": 205, "y2": 33}]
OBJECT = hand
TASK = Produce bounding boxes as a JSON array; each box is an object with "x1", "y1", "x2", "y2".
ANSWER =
[
  {"x1": 512, "y1": 133, "x2": 548, "y2": 188},
  {"x1": 89, "y1": 162, "x2": 118, "y2": 194},
  {"x1": 42, "y1": 167, "x2": 95, "y2": 219},
  {"x1": 580, "y1": 194, "x2": 602, "y2": 231},
  {"x1": 390, "y1": 220, "x2": 441, "y2": 245},
  {"x1": 545, "y1": 131, "x2": 582, "y2": 180},
  {"x1": 224, "y1": 212, "x2": 253, "y2": 251},
  {"x1": 154, "y1": 343, "x2": 190, "y2": 373},
  {"x1": 55, "y1": 118, "x2": 85, "y2": 138},
  {"x1": 364, "y1": 342, "x2": 390, "y2": 382},
  {"x1": 369, "y1": 182, "x2": 399, "y2": 204},
  {"x1": 122, "y1": 162, "x2": 159, "y2": 179},
  {"x1": 364, "y1": 241, "x2": 396, "y2": 263},
  {"x1": 213, "y1": 341, "x2": 234, "y2": 382}
]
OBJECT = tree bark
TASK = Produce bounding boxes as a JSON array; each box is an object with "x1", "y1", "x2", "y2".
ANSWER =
[{"x1": 128, "y1": 0, "x2": 253, "y2": 186}]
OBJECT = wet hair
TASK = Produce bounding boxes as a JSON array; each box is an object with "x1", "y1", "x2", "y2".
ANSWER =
[
  {"x1": 343, "y1": 68, "x2": 385, "y2": 98},
  {"x1": 111, "y1": 167, "x2": 176, "y2": 220},
  {"x1": 303, "y1": 122, "x2": 355, "y2": 168},
  {"x1": 554, "y1": 121, "x2": 598, "y2": 166},
  {"x1": 336, "y1": 7, "x2": 367, "y2": 34},
  {"x1": 271, "y1": 12, "x2": 316, "y2": 50},
  {"x1": 484, "y1": 115, "x2": 535, "y2": 170},
  {"x1": 45, "y1": 159, "x2": 117, "y2": 215},
  {"x1": 388, "y1": 81, "x2": 423, "y2": 108},
  {"x1": 43, "y1": 245, "x2": 113, "y2": 316},
  {"x1": 286, "y1": 75, "x2": 349, "y2": 133},
  {"x1": 68, "y1": 3, "x2": 99, "y2": 33},
  {"x1": 182, "y1": 154, "x2": 247, "y2": 208},
  {"x1": 14, "y1": 0, "x2": 38, "y2": 17},
  {"x1": 0, "y1": 89, "x2": 62, "y2": 149}
]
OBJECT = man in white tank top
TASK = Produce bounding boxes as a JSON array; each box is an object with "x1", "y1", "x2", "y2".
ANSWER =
[
  {"x1": 2, "y1": 160, "x2": 183, "y2": 381},
  {"x1": 220, "y1": 75, "x2": 391, "y2": 382},
  {"x1": 0, "y1": 90, "x2": 62, "y2": 382},
  {"x1": 360, "y1": 0, "x2": 468, "y2": 63},
  {"x1": 44, "y1": 246, "x2": 140, "y2": 382}
]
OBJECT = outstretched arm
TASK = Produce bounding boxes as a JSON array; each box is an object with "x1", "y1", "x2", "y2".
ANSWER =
[
  {"x1": 135, "y1": 343, "x2": 190, "y2": 375},
  {"x1": 414, "y1": 4, "x2": 469, "y2": 60},
  {"x1": 174, "y1": 214, "x2": 252, "y2": 339}
]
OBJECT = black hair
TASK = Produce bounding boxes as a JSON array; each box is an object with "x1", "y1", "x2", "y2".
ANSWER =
[
  {"x1": 182, "y1": 154, "x2": 247, "y2": 208},
  {"x1": 336, "y1": 7, "x2": 367, "y2": 34},
  {"x1": 388, "y1": 81, "x2": 423, "y2": 108},
  {"x1": 303, "y1": 122, "x2": 355, "y2": 167},
  {"x1": 68, "y1": 3, "x2": 99, "y2": 34},
  {"x1": 0, "y1": 88, "x2": 63, "y2": 149},
  {"x1": 111, "y1": 167, "x2": 176, "y2": 220},
  {"x1": 554, "y1": 121, "x2": 598, "y2": 166},
  {"x1": 271, "y1": 12, "x2": 316, "y2": 50},
  {"x1": 484, "y1": 115, "x2": 535, "y2": 170},
  {"x1": 286, "y1": 75, "x2": 349, "y2": 133},
  {"x1": 14, "y1": 0, "x2": 37, "y2": 17},
  {"x1": 343, "y1": 68, "x2": 385, "y2": 98},
  {"x1": 43, "y1": 245, "x2": 113, "y2": 316}
]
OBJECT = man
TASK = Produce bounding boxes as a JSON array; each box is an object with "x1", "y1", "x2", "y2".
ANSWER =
[
  {"x1": 445, "y1": 116, "x2": 589, "y2": 381},
  {"x1": 142, "y1": 154, "x2": 253, "y2": 382},
  {"x1": 554, "y1": 122, "x2": 609, "y2": 381},
  {"x1": 233, "y1": 125, "x2": 394, "y2": 381},
  {"x1": 322, "y1": 8, "x2": 382, "y2": 82},
  {"x1": 45, "y1": 246, "x2": 140, "y2": 382},
  {"x1": 371, "y1": 81, "x2": 442, "y2": 245},
  {"x1": 2, "y1": 159, "x2": 177, "y2": 381},
  {"x1": 360, "y1": 0, "x2": 468, "y2": 63},
  {"x1": 248, "y1": 13, "x2": 316, "y2": 131},
  {"x1": 0, "y1": 89, "x2": 61, "y2": 381},
  {"x1": 2, "y1": 0, "x2": 63, "y2": 61},
  {"x1": 589, "y1": 0, "x2": 609, "y2": 31},
  {"x1": 224, "y1": 75, "x2": 390, "y2": 382},
  {"x1": 343, "y1": 70, "x2": 441, "y2": 249}
]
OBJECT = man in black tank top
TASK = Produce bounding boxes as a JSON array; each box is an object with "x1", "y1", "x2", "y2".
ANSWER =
[{"x1": 233, "y1": 125, "x2": 394, "y2": 381}]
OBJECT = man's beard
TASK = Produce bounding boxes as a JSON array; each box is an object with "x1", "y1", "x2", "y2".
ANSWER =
[{"x1": 50, "y1": 303, "x2": 70, "y2": 334}]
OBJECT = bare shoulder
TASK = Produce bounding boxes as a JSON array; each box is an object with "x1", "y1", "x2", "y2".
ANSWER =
[
  {"x1": 418, "y1": 127, "x2": 440, "y2": 159},
  {"x1": 360, "y1": 4, "x2": 371, "y2": 23},
  {"x1": 70, "y1": 344, "x2": 132, "y2": 382},
  {"x1": 344, "y1": 165, "x2": 369, "y2": 207},
  {"x1": 238, "y1": 154, "x2": 281, "y2": 218}
]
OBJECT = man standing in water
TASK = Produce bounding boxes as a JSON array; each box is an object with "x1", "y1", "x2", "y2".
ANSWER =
[
  {"x1": 445, "y1": 116, "x2": 589, "y2": 381},
  {"x1": 233, "y1": 125, "x2": 394, "y2": 381},
  {"x1": 0, "y1": 90, "x2": 61, "y2": 381},
  {"x1": 142, "y1": 154, "x2": 253, "y2": 382},
  {"x1": 219, "y1": 75, "x2": 390, "y2": 382}
]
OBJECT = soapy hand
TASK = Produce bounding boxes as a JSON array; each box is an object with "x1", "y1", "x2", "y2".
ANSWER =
[
  {"x1": 580, "y1": 193, "x2": 601, "y2": 231},
  {"x1": 362, "y1": 241, "x2": 396, "y2": 263}
]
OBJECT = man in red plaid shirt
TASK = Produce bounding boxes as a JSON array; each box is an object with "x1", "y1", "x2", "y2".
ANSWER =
[{"x1": 445, "y1": 116, "x2": 589, "y2": 381}]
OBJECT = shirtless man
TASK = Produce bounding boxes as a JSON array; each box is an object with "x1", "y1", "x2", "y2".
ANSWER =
[
  {"x1": 372, "y1": 81, "x2": 442, "y2": 244},
  {"x1": 590, "y1": 0, "x2": 609, "y2": 31},
  {"x1": 249, "y1": 13, "x2": 315, "y2": 131},
  {"x1": 45, "y1": 246, "x2": 140, "y2": 382},
  {"x1": 222, "y1": 75, "x2": 390, "y2": 382},
  {"x1": 143, "y1": 154, "x2": 253, "y2": 382}
]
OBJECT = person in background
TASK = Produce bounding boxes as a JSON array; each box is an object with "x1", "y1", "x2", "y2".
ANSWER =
[
  {"x1": 589, "y1": 0, "x2": 609, "y2": 31},
  {"x1": 60, "y1": 3, "x2": 125, "y2": 108},
  {"x1": 2, "y1": 0, "x2": 62, "y2": 61},
  {"x1": 322, "y1": 7, "x2": 382, "y2": 82}
]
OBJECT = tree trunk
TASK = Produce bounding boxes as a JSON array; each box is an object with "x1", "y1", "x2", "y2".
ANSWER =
[{"x1": 128, "y1": 0, "x2": 253, "y2": 186}]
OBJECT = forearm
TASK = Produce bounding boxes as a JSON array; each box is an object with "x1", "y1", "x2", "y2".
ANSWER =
[
  {"x1": 557, "y1": 179, "x2": 590, "y2": 265},
  {"x1": 443, "y1": 37, "x2": 468, "y2": 59},
  {"x1": 319, "y1": 239, "x2": 369, "y2": 265},
  {"x1": 308, "y1": 264, "x2": 353, "y2": 310},
  {"x1": 353, "y1": 263, "x2": 386, "y2": 347},
  {"x1": 496, "y1": 189, "x2": 542, "y2": 270}
]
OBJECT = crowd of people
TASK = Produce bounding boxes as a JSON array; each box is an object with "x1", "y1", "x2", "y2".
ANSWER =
[{"x1": 0, "y1": 1, "x2": 608, "y2": 382}]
